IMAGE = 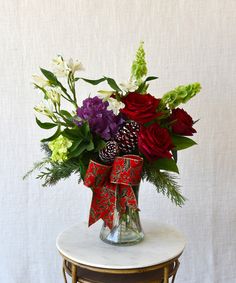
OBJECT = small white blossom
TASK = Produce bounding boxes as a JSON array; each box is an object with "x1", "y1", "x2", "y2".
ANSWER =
[
  {"x1": 107, "y1": 98, "x2": 125, "y2": 115},
  {"x1": 97, "y1": 90, "x2": 114, "y2": 101},
  {"x1": 34, "y1": 101, "x2": 55, "y2": 118},
  {"x1": 46, "y1": 88, "x2": 61, "y2": 105},
  {"x1": 32, "y1": 75, "x2": 50, "y2": 88},
  {"x1": 119, "y1": 80, "x2": 138, "y2": 93},
  {"x1": 52, "y1": 55, "x2": 69, "y2": 77},
  {"x1": 67, "y1": 58, "x2": 84, "y2": 75},
  {"x1": 52, "y1": 56, "x2": 84, "y2": 77}
]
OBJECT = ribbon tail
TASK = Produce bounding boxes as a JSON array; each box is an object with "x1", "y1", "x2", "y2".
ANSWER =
[
  {"x1": 119, "y1": 184, "x2": 138, "y2": 215},
  {"x1": 88, "y1": 183, "x2": 117, "y2": 229}
]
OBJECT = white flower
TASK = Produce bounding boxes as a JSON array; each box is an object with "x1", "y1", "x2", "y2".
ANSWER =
[
  {"x1": 32, "y1": 75, "x2": 50, "y2": 88},
  {"x1": 119, "y1": 80, "x2": 138, "y2": 93},
  {"x1": 107, "y1": 98, "x2": 125, "y2": 115},
  {"x1": 67, "y1": 58, "x2": 84, "y2": 75},
  {"x1": 46, "y1": 88, "x2": 61, "y2": 105},
  {"x1": 97, "y1": 90, "x2": 114, "y2": 101},
  {"x1": 52, "y1": 56, "x2": 84, "y2": 77},
  {"x1": 98, "y1": 91, "x2": 125, "y2": 115},
  {"x1": 52, "y1": 55, "x2": 69, "y2": 77},
  {"x1": 34, "y1": 101, "x2": 55, "y2": 118}
]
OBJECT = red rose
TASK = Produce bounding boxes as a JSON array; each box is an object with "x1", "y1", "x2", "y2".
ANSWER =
[
  {"x1": 121, "y1": 92, "x2": 162, "y2": 124},
  {"x1": 170, "y1": 108, "x2": 196, "y2": 136},
  {"x1": 138, "y1": 123, "x2": 173, "y2": 161}
]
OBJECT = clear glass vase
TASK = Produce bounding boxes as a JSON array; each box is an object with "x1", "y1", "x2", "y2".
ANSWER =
[{"x1": 100, "y1": 185, "x2": 144, "y2": 246}]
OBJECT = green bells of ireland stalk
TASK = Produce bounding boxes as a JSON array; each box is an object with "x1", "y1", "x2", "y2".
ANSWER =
[
  {"x1": 161, "y1": 82, "x2": 201, "y2": 109},
  {"x1": 131, "y1": 41, "x2": 147, "y2": 85},
  {"x1": 48, "y1": 135, "x2": 72, "y2": 163}
]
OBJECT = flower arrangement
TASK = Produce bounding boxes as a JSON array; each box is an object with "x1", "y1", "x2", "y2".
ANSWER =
[{"x1": 25, "y1": 42, "x2": 201, "y2": 216}]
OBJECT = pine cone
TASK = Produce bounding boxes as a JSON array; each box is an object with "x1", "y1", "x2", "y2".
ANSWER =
[
  {"x1": 114, "y1": 121, "x2": 140, "y2": 154},
  {"x1": 99, "y1": 141, "x2": 119, "y2": 164}
]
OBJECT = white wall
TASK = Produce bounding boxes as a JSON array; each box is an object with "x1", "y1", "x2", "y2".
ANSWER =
[{"x1": 0, "y1": 0, "x2": 236, "y2": 282}]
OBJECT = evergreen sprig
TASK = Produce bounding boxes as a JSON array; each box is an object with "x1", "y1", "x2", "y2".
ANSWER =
[
  {"x1": 142, "y1": 163, "x2": 186, "y2": 206},
  {"x1": 36, "y1": 159, "x2": 82, "y2": 187},
  {"x1": 41, "y1": 142, "x2": 52, "y2": 157},
  {"x1": 23, "y1": 159, "x2": 50, "y2": 180}
]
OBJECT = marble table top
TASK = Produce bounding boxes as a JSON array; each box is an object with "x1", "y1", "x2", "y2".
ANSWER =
[{"x1": 56, "y1": 220, "x2": 186, "y2": 270}]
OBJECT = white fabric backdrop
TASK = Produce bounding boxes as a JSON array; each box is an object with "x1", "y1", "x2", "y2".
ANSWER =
[{"x1": 0, "y1": 0, "x2": 236, "y2": 282}]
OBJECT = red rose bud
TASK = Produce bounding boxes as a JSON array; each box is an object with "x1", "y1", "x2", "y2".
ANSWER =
[
  {"x1": 138, "y1": 124, "x2": 173, "y2": 161},
  {"x1": 170, "y1": 108, "x2": 196, "y2": 136},
  {"x1": 121, "y1": 92, "x2": 162, "y2": 124}
]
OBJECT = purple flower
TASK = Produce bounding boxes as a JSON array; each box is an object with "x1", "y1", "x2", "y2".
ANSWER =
[{"x1": 76, "y1": 97, "x2": 124, "y2": 140}]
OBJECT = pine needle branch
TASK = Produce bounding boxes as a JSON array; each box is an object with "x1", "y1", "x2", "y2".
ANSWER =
[
  {"x1": 40, "y1": 142, "x2": 52, "y2": 157},
  {"x1": 23, "y1": 159, "x2": 50, "y2": 180},
  {"x1": 36, "y1": 159, "x2": 81, "y2": 187},
  {"x1": 142, "y1": 163, "x2": 186, "y2": 206}
]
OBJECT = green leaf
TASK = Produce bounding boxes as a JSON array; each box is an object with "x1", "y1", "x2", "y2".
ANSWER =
[
  {"x1": 41, "y1": 126, "x2": 61, "y2": 142},
  {"x1": 35, "y1": 117, "x2": 57, "y2": 129},
  {"x1": 40, "y1": 68, "x2": 58, "y2": 85},
  {"x1": 40, "y1": 68, "x2": 67, "y2": 93},
  {"x1": 68, "y1": 138, "x2": 94, "y2": 158},
  {"x1": 171, "y1": 150, "x2": 178, "y2": 163},
  {"x1": 145, "y1": 76, "x2": 158, "y2": 82},
  {"x1": 68, "y1": 143, "x2": 88, "y2": 158},
  {"x1": 78, "y1": 159, "x2": 87, "y2": 180},
  {"x1": 62, "y1": 122, "x2": 91, "y2": 141},
  {"x1": 69, "y1": 140, "x2": 83, "y2": 153},
  {"x1": 62, "y1": 128, "x2": 81, "y2": 140},
  {"x1": 81, "y1": 77, "x2": 106, "y2": 85},
  {"x1": 153, "y1": 158, "x2": 179, "y2": 174},
  {"x1": 105, "y1": 77, "x2": 121, "y2": 92},
  {"x1": 136, "y1": 76, "x2": 158, "y2": 93},
  {"x1": 80, "y1": 121, "x2": 90, "y2": 136},
  {"x1": 60, "y1": 110, "x2": 73, "y2": 118},
  {"x1": 85, "y1": 140, "x2": 94, "y2": 151},
  {"x1": 34, "y1": 84, "x2": 48, "y2": 97},
  {"x1": 93, "y1": 138, "x2": 106, "y2": 152},
  {"x1": 172, "y1": 135, "x2": 197, "y2": 150},
  {"x1": 59, "y1": 110, "x2": 75, "y2": 126},
  {"x1": 81, "y1": 76, "x2": 121, "y2": 92}
]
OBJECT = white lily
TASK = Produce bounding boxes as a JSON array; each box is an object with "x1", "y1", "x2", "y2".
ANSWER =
[
  {"x1": 32, "y1": 75, "x2": 50, "y2": 88},
  {"x1": 34, "y1": 101, "x2": 55, "y2": 118},
  {"x1": 97, "y1": 90, "x2": 114, "y2": 101},
  {"x1": 67, "y1": 58, "x2": 84, "y2": 75},
  {"x1": 46, "y1": 88, "x2": 61, "y2": 105},
  {"x1": 52, "y1": 55, "x2": 69, "y2": 77},
  {"x1": 119, "y1": 80, "x2": 138, "y2": 93},
  {"x1": 107, "y1": 98, "x2": 125, "y2": 115}
]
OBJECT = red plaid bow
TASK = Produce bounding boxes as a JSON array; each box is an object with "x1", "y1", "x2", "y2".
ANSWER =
[{"x1": 84, "y1": 155, "x2": 143, "y2": 229}]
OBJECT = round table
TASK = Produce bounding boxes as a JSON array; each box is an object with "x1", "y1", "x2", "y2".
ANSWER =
[{"x1": 56, "y1": 221, "x2": 186, "y2": 283}]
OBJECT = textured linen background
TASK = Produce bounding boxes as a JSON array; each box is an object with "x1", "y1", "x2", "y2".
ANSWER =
[{"x1": 0, "y1": 0, "x2": 236, "y2": 282}]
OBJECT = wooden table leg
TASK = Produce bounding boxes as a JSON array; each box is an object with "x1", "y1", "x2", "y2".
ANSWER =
[
  {"x1": 71, "y1": 264, "x2": 77, "y2": 283},
  {"x1": 163, "y1": 265, "x2": 169, "y2": 283}
]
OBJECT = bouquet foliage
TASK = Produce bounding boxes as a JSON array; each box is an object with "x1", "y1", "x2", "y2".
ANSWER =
[{"x1": 25, "y1": 42, "x2": 201, "y2": 207}]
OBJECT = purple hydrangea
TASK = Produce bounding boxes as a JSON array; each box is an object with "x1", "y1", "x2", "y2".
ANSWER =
[{"x1": 76, "y1": 97, "x2": 124, "y2": 140}]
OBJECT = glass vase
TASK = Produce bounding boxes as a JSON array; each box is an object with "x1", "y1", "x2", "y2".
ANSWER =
[{"x1": 100, "y1": 184, "x2": 144, "y2": 246}]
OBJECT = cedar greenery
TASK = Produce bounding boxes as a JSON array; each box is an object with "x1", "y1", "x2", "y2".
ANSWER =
[
  {"x1": 142, "y1": 163, "x2": 186, "y2": 206},
  {"x1": 24, "y1": 143, "x2": 83, "y2": 186},
  {"x1": 36, "y1": 159, "x2": 82, "y2": 187}
]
